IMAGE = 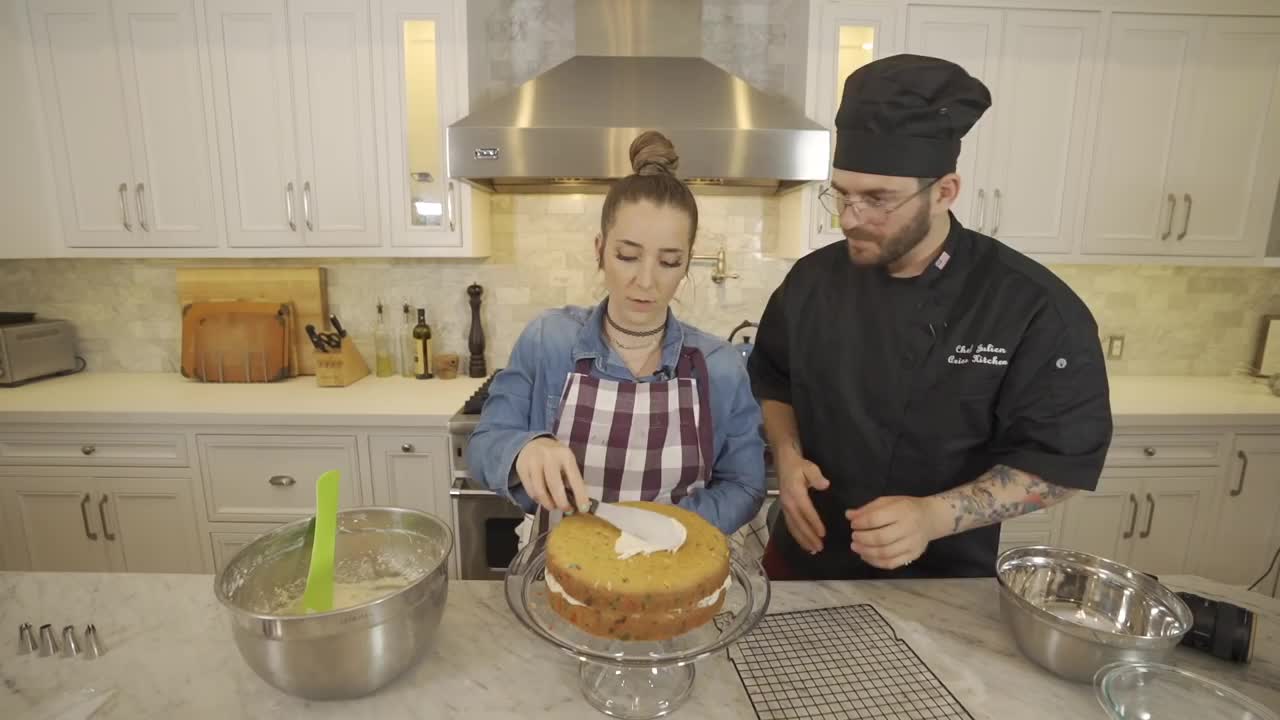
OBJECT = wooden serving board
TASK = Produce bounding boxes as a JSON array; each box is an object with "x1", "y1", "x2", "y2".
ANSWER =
[{"x1": 176, "y1": 267, "x2": 327, "y2": 375}]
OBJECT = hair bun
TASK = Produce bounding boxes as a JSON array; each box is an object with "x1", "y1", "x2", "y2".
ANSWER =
[{"x1": 629, "y1": 130, "x2": 679, "y2": 177}]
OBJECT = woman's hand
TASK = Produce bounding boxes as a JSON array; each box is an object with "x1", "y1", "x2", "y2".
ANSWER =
[{"x1": 515, "y1": 437, "x2": 589, "y2": 512}]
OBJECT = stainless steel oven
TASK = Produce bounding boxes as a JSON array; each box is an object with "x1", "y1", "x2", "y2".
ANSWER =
[
  {"x1": 449, "y1": 476, "x2": 527, "y2": 580},
  {"x1": 448, "y1": 377, "x2": 530, "y2": 580}
]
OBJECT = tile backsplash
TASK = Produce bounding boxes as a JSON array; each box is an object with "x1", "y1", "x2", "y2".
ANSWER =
[{"x1": 2, "y1": 194, "x2": 1278, "y2": 377}]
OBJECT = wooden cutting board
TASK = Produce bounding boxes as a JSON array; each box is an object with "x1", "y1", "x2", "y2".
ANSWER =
[
  {"x1": 181, "y1": 301, "x2": 291, "y2": 382},
  {"x1": 176, "y1": 267, "x2": 327, "y2": 375},
  {"x1": 193, "y1": 311, "x2": 290, "y2": 383}
]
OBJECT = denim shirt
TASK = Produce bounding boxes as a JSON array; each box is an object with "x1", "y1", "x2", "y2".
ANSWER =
[{"x1": 466, "y1": 300, "x2": 765, "y2": 534}]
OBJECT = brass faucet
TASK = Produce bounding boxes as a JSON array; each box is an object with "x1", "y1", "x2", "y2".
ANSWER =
[{"x1": 692, "y1": 245, "x2": 739, "y2": 284}]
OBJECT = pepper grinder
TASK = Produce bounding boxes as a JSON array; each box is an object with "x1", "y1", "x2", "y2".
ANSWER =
[{"x1": 467, "y1": 283, "x2": 487, "y2": 378}]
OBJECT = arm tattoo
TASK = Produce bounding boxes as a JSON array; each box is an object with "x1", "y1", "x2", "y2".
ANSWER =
[{"x1": 938, "y1": 464, "x2": 1076, "y2": 535}]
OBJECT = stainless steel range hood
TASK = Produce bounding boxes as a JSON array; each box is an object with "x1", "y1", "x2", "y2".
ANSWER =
[{"x1": 446, "y1": 0, "x2": 830, "y2": 194}]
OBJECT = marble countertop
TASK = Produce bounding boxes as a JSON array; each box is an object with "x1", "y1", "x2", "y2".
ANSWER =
[
  {"x1": 2, "y1": 372, "x2": 1280, "y2": 429},
  {"x1": 1, "y1": 573, "x2": 1276, "y2": 719},
  {"x1": 0, "y1": 373, "x2": 489, "y2": 427}
]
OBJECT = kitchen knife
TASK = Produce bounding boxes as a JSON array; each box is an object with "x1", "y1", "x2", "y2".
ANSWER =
[
  {"x1": 304, "y1": 324, "x2": 329, "y2": 352},
  {"x1": 329, "y1": 314, "x2": 347, "y2": 338},
  {"x1": 577, "y1": 497, "x2": 684, "y2": 551}
]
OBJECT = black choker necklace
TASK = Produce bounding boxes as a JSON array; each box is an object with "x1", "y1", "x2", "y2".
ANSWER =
[{"x1": 606, "y1": 310, "x2": 664, "y2": 338}]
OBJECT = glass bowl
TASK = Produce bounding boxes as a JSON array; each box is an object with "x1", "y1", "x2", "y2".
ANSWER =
[{"x1": 1095, "y1": 662, "x2": 1278, "y2": 720}]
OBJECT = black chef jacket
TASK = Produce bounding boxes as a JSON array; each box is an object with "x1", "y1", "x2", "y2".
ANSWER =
[{"x1": 748, "y1": 214, "x2": 1112, "y2": 579}]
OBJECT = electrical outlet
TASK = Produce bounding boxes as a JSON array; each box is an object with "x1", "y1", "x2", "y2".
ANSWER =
[{"x1": 1107, "y1": 334, "x2": 1125, "y2": 360}]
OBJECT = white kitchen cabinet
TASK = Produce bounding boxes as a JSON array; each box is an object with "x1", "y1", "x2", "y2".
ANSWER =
[
  {"x1": 203, "y1": 0, "x2": 297, "y2": 247},
  {"x1": 0, "y1": 477, "x2": 113, "y2": 571},
  {"x1": 1056, "y1": 467, "x2": 1214, "y2": 576},
  {"x1": 368, "y1": 434, "x2": 450, "y2": 519},
  {"x1": 205, "y1": 0, "x2": 380, "y2": 248},
  {"x1": 196, "y1": 434, "x2": 363, "y2": 522},
  {"x1": 982, "y1": 10, "x2": 1097, "y2": 255},
  {"x1": 376, "y1": 0, "x2": 489, "y2": 256},
  {"x1": 1083, "y1": 14, "x2": 1280, "y2": 258},
  {"x1": 287, "y1": 0, "x2": 380, "y2": 247},
  {"x1": 906, "y1": 6, "x2": 1001, "y2": 232},
  {"x1": 1206, "y1": 436, "x2": 1280, "y2": 588},
  {"x1": 906, "y1": 6, "x2": 1097, "y2": 255},
  {"x1": 1125, "y1": 475, "x2": 1214, "y2": 577},
  {"x1": 777, "y1": 1, "x2": 902, "y2": 258},
  {"x1": 997, "y1": 505, "x2": 1062, "y2": 557},
  {"x1": 210, "y1": 522, "x2": 283, "y2": 573},
  {"x1": 0, "y1": 474, "x2": 204, "y2": 573},
  {"x1": 1057, "y1": 475, "x2": 1143, "y2": 563},
  {"x1": 28, "y1": 0, "x2": 220, "y2": 249},
  {"x1": 1175, "y1": 18, "x2": 1280, "y2": 256},
  {"x1": 100, "y1": 476, "x2": 205, "y2": 572}
]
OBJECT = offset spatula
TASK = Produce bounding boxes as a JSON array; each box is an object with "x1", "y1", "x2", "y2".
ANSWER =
[{"x1": 577, "y1": 498, "x2": 684, "y2": 552}]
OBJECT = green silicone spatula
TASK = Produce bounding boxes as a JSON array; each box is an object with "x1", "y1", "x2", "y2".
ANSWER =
[{"x1": 300, "y1": 470, "x2": 340, "y2": 614}]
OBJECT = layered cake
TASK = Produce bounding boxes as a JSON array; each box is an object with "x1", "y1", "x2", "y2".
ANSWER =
[{"x1": 544, "y1": 501, "x2": 732, "y2": 641}]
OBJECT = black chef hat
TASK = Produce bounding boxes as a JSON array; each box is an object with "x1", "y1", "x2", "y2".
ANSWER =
[{"x1": 833, "y1": 54, "x2": 991, "y2": 178}]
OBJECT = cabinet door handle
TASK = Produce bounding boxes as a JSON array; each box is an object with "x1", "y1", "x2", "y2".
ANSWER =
[
  {"x1": 80, "y1": 493, "x2": 98, "y2": 541},
  {"x1": 303, "y1": 181, "x2": 314, "y2": 231},
  {"x1": 1177, "y1": 193, "x2": 1192, "y2": 241},
  {"x1": 118, "y1": 183, "x2": 133, "y2": 231},
  {"x1": 974, "y1": 188, "x2": 986, "y2": 233},
  {"x1": 1139, "y1": 493, "x2": 1155, "y2": 539},
  {"x1": 991, "y1": 188, "x2": 1002, "y2": 236},
  {"x1": 1123, "y1": 493, "x2": 1138, "y2": 539},
  {"x1": 98, "y1": 495, "x2": 116, "y2": 541},
  {"x1": 268, "y1": 475, "x2": 297, "y2": 487},
  {"x1": 285, "y1": 182, "x2": 296, "y2": 231},
  {"x1": 1231, "y1": 450, "x2": 1248, "y2": 496},
  {"x1": 135, "y1": 183, "x2": 150, "y2": 232},
  {"x1": 401, "y1": 443, "x2": 415, "y2": 453},
  {"x1": 81, "y1": 445, "x2": 96, "y2": 456},
  {"x1": 1162, "y1": 193, "x2": 1176, "y2": 240},
  {"x1": 446, "y1": 180, "x2": 456, "y2": 232},
  {"x1": 1143, "y1": 446, "x2": 1156, "y2": 458}
]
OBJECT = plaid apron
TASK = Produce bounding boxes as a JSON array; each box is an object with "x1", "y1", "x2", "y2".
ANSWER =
[{"x1": 532, "y1": 347, "x2": 715, "y2": 534}]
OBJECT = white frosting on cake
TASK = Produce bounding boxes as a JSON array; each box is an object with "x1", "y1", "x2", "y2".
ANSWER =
[
  {"x1": 695, "y1": 573, "x2": 733, "y2": 608},
  {"x1": 544, "y1": 570, "x2": 585, "y2": 606},
  {"x1": 544, "y1": 570, "x2": 731, "y2": 611},
  {"x1": 613, "y1": 517, "x2": 688, "y2": 560}
]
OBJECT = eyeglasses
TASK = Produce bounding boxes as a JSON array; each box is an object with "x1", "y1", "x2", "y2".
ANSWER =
[{"x1": 818, "y1": 178, "x2": 940, "y2": 223}]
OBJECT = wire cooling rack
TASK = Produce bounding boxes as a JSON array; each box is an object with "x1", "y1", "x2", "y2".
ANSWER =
[{"x1": 716, "y1": 604, "x2": 973, "y2": 720}]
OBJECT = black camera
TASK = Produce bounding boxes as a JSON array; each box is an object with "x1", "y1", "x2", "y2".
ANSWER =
[{"x1": 1177, "y1": 592, "x2": 1255, "y2": 663}]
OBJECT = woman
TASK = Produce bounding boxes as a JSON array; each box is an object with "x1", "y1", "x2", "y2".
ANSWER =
[{"x1": 466, "y1": 131, "x2": 765, "y2": 536}]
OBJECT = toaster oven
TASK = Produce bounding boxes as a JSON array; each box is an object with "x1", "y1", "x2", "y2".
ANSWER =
[{"x1": 0, "y1": 319, "x2": 79, "y2": 386}]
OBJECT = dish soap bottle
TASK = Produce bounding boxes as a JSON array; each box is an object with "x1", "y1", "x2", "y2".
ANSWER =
[
  {"x1": 400, "y1": 302, "x2": 415, "y2": 378},
  {"x1": 374, "y1": 301, "x2": 393, "y2": 377},
  {"x1": 412, "y1": 307, "x2": 434, "y2": 379}
]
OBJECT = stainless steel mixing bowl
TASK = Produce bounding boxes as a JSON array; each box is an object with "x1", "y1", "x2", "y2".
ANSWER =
[
  {"x1": 214, "y1": 507, "x2": 452, "y2": 700},
  {"x1": 996, "y1": 546, "x2": 1192, "y2": 683}
]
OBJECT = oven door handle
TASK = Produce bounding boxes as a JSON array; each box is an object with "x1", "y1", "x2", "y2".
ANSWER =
[{"x1": 450, "y1": 475, "x2": 505, "y2": 497}]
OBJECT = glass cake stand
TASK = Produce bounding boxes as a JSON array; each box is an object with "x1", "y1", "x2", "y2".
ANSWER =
[{"x1": 505, "y1": 534, "x2": 770, "y2": 719}]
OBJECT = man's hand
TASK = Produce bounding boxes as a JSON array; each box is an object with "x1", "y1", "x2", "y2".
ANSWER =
[
  {"x1": 777, "y1": 456, "x2": 831, "y2": 554},
  {"x1": 846, "y1": 496, "x2": 949, "y2": 570}
]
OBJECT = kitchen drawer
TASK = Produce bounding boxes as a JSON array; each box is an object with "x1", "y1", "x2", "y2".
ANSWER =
[
  {"x1": 1105, "y1": 433, "x2": 1226, "y2": 468},
  {"x1": 0, "y1": 433, "x2": 188, "y2": 467},
  {"x1": 198, "y1": 435, "x2": 362, "y2": 522},
  {"x1": 210, "y1": 522, "x2": 285, "y2": 574}
]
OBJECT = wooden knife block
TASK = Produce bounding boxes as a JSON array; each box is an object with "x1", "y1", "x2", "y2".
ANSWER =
[{"x1": 313, "y1": 342, "x2": 369, "y2": 387}]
